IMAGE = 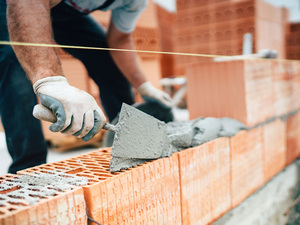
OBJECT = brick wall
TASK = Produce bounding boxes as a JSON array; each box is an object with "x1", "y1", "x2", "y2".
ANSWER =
[{"x1": 1, "y1": 110, "x2": 299, "y2": 224}]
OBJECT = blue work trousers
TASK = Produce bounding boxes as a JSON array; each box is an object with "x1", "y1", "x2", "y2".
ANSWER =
[{"x1": 0, "y1": 0, "x2": 134, "y2": 173}]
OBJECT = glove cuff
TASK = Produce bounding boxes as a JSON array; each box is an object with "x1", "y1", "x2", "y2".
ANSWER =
[
  {"x1": 33, "y1": 76, "x2": 68, "y2": 94},
  {"x1": 137, "y1": 81, "x2": 153, "y2": 95}
]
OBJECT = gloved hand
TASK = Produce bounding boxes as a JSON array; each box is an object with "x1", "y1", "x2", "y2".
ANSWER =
[
  {"x1": 137, "y1": 82, "x2": 172, "y2": 108},
  {"x1": 33, "y1": 76, "x2": 106, "y2": 141}
]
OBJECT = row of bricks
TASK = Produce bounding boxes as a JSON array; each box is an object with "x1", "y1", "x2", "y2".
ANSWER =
[
  {"x1": 286, "y1": 35, "x2": 300, "y2": 46},
  {"x1": 176, "y1": 0, "x2": 255, "y2": 15},
  {"x1": 173, "y1": 15, "x2": 256, "y2": 30},
  {"x1": 172, "y1": 29, "x2": 254, "y2": 46},
  {"x1": 0, "y1": 177, "x2": 87, "y2": 225},
  {"x1": 1, "y1": 112, "x2": 299, "y2": 225},
  {"x1": 186, "y1": 59, "x2": 300, "y2": 126},
  {"x1": 172, "y1": 0, "x2": 284, "y2": 27}
]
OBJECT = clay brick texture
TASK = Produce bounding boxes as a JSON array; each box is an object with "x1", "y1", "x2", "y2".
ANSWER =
[
  {"x1": 230, "y1": 127, "x2": 264, "y2": 208},
  {"x1": 157, "y1": 0, "x2": 288, "y2": 76},
  {"x1": 0, "y1": 174, "x2": 87, "y2": 225},
  {"x1": 286, "y1": 112, "x2": 300, "y2": 165},
  {"x1": 262, "y1": 119, "x2": 287, "y2": 182},
  {"x1": 187, "y1": 59, "x2": 274, "y2": 126},
  {"x1": 187, "y1": 59, "x2": 300, "y2": 127},
  {"x1": 0, "y1": 112, "x2": 298, "y2": 224},
  {"x1": 18, "y1": 149, "x2": 181, "y2": 225},
  {"x1": 178, "y1": 137, "x2": 231, "y2": 225},
  {"x1": 286, "y1": 22, "x2": 300, "y2": 60}
]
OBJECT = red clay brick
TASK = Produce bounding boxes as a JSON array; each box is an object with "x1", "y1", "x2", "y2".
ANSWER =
[
  {"x1": 287, "y1": 112, "x2": 300, "y2": 165},
  {"x1": 187, "y1": 59, "x2": 273, "y2": 126},
  {"x1": 18, "y1": 148, "x2": 181, "y2": 224},
  {"x1": 178, "y1": 137, "x2": 231, "y2": 225},
  {"x1": 230, "y1": 127, "x2": 264, "y2": 208},
  {"x1": 208, "y1": 138, "x2": 231, "y2": 222},
  {"x1": 262, "y1": 119, "x2": 287, "y2": 182}
]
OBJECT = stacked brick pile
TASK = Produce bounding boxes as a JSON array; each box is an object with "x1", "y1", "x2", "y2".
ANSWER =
[
  {"x1": 157, "y1": 0, "x2": 289, "y2": 76},
  {"x1": 286, "y1": 23, "x2": 300, "y2": 60},
  {"x1": 0, "y1": 109, "x2": 299, "y2": 224}
]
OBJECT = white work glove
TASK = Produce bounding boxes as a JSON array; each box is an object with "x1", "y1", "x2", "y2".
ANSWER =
[
  {"x1": 137, "y1": 82, "x2": 172, "y2": 108},
  {"x1": 33, "y1": 76, "x2": 106, "y2": 141}
]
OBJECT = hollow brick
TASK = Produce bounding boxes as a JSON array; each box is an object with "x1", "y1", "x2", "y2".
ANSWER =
[
  {"x1": 262, "y1": 119, "x2": 287, "y2": 182},
  {"x1": 230, "y1": 127, "x2": 264, "y2": 208}
]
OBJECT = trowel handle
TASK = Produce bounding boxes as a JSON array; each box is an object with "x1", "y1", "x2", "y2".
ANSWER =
[
  {"x1": 33, "y1": 104, "x2": 117, "y2": 133},
  {"x1": 103, "y1": 123, "x2": 117, "y2": 133}
]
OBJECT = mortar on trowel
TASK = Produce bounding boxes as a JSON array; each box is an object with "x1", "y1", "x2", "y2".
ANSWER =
[{"x1": 33, "y1": 103, "x2": 172, "y2": 172}]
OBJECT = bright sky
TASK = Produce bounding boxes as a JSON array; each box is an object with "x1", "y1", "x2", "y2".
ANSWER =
[
  {"x1": 154, "y1": 0, "x2": 300, "y2": 22},
  {"x1": 154, "y1": 0, "x2": 176, "y2": 12}
]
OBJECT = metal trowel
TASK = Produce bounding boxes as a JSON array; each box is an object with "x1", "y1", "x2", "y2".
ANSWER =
[{"x1": 33, "y1": 103, "x2": 169, "y2": 160}]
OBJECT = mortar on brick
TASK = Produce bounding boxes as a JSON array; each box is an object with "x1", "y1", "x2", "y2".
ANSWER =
[
  {"x1": 0, "y1": 172, "x2": 88, "y2": 205},
  {"x1": 110, "y1": 116, "x2": 246, "y2": 172}
]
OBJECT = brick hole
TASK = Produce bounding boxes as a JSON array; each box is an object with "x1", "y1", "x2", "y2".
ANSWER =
[
  {"x1": 136, "y1": 39, "x2": 143, "y2": 45},
  {"x1": 100, "y1": 149, "x2": 109, "y2": 153},
  {"x1": 82, "y1": 162, "x2": 99, "y2": 166},
  {"x1": 248, "y1": 27, "x2": 254, "y2": 33},
  {"x1": 86, "y1": 180, "x2": 98, "y2": 185},
  {"x1": 7, "y1": 195, "x2": 25, "y2": 200},
  {"x1": 76, "y1": 174, "x2": 95, "y2": 178},
  {"x1": 224, "y1": 10, "x2": 232, "y2": 18},
  {"x1": 66, "y1": 168, "x2": 85, "y2": 174},
  {"x1": 0, "y1": 210, "x2": 5, "y2": 215},
  {"x1": 8, "y1": 208, "x2": 16, "y2": 212},
  {"x1": 28, "y1": 194, "x2": 44, "y2": 198},
  {"x1": 150, "y1": 39, "x2": 156, "y2": 45},
  {"x1": 89, "y1": 169, "x2": 107, "y2": 173},
  {"x1": 93, "y1": 173, "x2": 112, "y2": 178},
  {"x1": 27, "y1": 188, "x2": 40, "y2": 192},
  {"x1": 82, "y1": 171, "x2": 94, "y2": 174},
  {"x1": 0, "y1": 186, "x2": 20, "y2": 195},
  {"x1": 53, "y1": 166, "x2": 68, "y2": 170},
  {"x1": 8, "y1": 201, "x2": 27, "y2": 207},
  {"x1": 194, "y1": 16, "x2": 201, "y2": 24},
  {"x1": 67, "y1": 163, "x2": 82, "y2": 167},
  {"x1": 40, "y1": 166, "x2": 54, "y2": 170},
  {"x1": 248, "y1": 6, "x2": 254, "y2": 13},
  {"x1": 236, "y1": 8, "x2": 243, "y2": 15}
]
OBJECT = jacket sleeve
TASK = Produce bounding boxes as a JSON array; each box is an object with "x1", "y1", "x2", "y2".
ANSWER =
[{"x1": 111, "y1": 0, "x2": 148, "y2": 33}]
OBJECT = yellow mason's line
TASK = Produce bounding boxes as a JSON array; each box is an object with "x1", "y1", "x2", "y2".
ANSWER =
[
  {"x1": 0, "y1": 40, "x2": 238, "y2": 59},
  {"x1": 0, "y1": 40, "x2": 298, "y2": 62}
]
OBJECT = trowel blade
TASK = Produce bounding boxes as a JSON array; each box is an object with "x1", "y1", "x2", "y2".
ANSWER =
[{"x1": 111, "y1": 103, "x2": 168, "y2": 159}]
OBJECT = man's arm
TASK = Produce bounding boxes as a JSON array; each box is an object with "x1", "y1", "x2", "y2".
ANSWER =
[
  {"x1": 7, "y1": 0, "x2": 63, "y2": 83},
  {"x1": 106, "y1": 21, "x2": 147, "y2": 89},
  {"x1": 6, "y1": 0, "x2": 106, "y2": 140},
  {"x1": 107, "y1": 21, "x2": 172, "y2": 108}
]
